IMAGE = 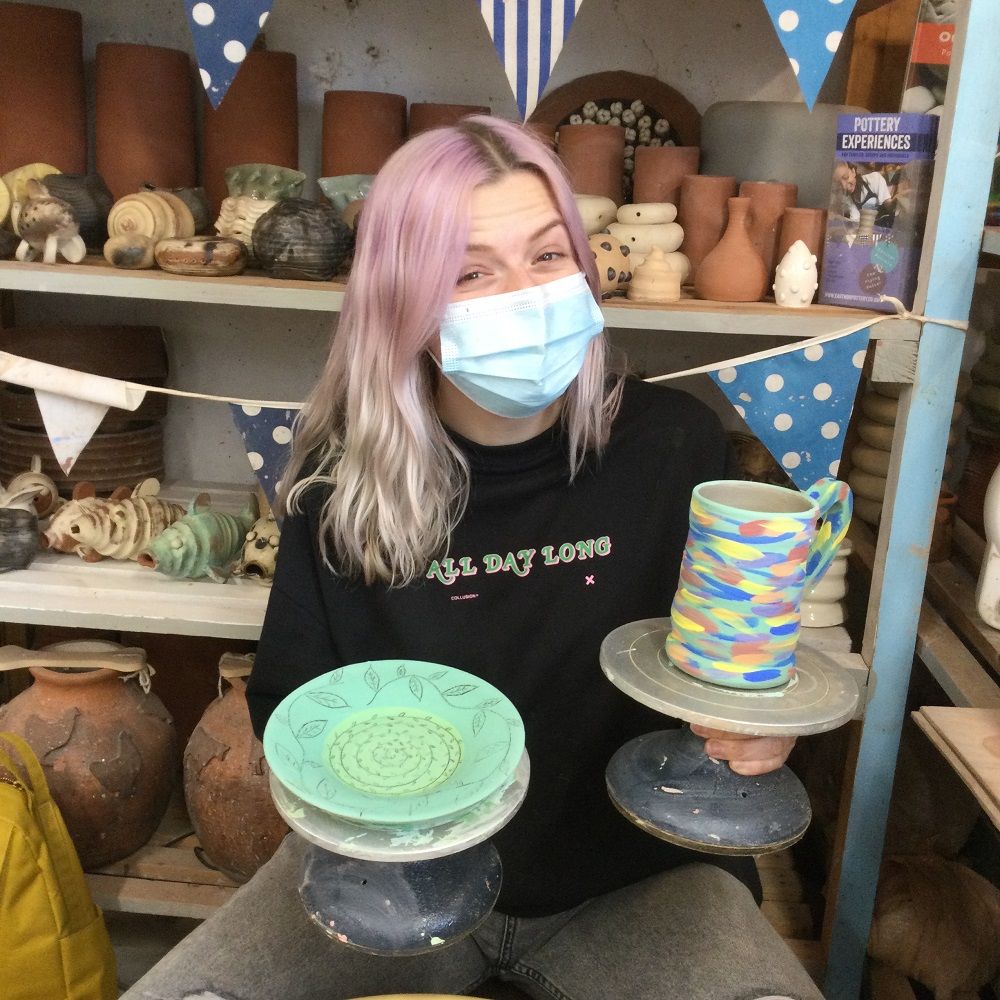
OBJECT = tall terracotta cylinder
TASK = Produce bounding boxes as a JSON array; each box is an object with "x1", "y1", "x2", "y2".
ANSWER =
[
  {"x1": 777, "y1": 207, "x2": 828, "y2": 272},
  {"x1": 0, "y1": 640, "x2": 178, "y2": 868},
  {"x1": 322, "y1": 90, "x2": 407, "y2": 177},
  {"x1": 632, "y1": 146, "x2": 700, "y2": 206},
  {"x1": 739, "y1": 180, "x2": 798, "y2": 280},
  {"x1": 95, "y1": 43, "x2": 197, "y2": 202},
  {"x1": 201, "y1": 50, "x2": 299, "y2": 216},
  {"x1": 557, "y1": 124, "x2": 626, "y2": 206},
  {"x1": 407, "y1": 102, "x2": 490, "y2": 136},
  {"x1": 694, "y1": 197, "x2": 769, "y2": 302},
  {"x1": 0, "y1": 2, "x2": 86, "y2": 176},
  {"x1": 677, "y1": 174, "x2": 737, "y2": 284}
]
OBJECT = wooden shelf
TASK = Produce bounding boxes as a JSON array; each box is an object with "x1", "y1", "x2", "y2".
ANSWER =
[
  {"x1": 983, "y1": 226, "x2": 1000, "y2": 257},
  {"x1": 0, "y1": 257, "x2": 899, "y2": 339}
]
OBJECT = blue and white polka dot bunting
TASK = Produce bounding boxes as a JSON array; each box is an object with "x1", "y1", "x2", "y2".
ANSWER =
[
  {"x1": 710, "y1": 327, "x2": 870, "y2": 489},
  {"x1": 229, "y1": 403, "x2": 295, "y2": 507}
]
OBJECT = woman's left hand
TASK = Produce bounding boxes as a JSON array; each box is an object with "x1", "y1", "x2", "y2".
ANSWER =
[{"x1": 690, "y1": 724, "x2": 797, "y2": 776}]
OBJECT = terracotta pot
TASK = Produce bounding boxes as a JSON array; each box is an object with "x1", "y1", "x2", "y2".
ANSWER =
[
  {"x1": 95, "y1": 43, "x2": 197, "y2": 203},
  {"x1": 694, "y1": 196, "x2": 768, "y2": 302},
  {"x1": 0, "y1": 3, "x2": 86, "y2": 176},
  {"x1": 322, "y1": 90, "x2": 407, "y2": 177},
  {"x1": 957, "y1": 426, "x2": 1000, "y2": 536},
  {"x1": 632, "y1": 146, "x2": 700, "y2": 206},
  {"x1": 677, "y1": 174, "x2": 737, "y2": 284},
  {"x1": 777, "y1": 206, "x2": 828, "y2": 272},
  {"x1": 0, "y1": 641, "x2": 178, "y2": 868},
  {"x1": 929, "y1": 487, "x2": 958, "y2": 563},
  {"x1": 557, "y1": 124, "x2": 626, "y2": 206},
  {"x1": 183, "y1": 675, "x2": 289, "y2": 882},
  {"x1": 525, "y1": 121, "x2": 558, "y2": 148},
  {"x1": 201, "y1": 51, "x2": 299, "y2": 217},
  {"x1": 407, "y1": 102, "x2": 490, "y2": 136},
  {"x1": 739, "y1": 180, "x2": 798, "y2": 280}
]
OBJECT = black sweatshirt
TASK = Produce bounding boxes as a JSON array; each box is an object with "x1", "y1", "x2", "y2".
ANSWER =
[{"x1": 247, "y1": 377, "x2": 759, "y2": 915}]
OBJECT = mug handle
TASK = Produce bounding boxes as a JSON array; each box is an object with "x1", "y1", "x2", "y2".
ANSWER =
[{"x1": 804, "y1": 477, "x2": 853, "y2": 588}]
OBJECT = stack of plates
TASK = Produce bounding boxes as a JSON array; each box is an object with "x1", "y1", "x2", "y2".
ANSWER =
[{"x1": 263, "y1": 660, "x2": 528, "y2": 862}]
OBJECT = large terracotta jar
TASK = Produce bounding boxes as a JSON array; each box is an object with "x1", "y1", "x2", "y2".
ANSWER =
[
  {"x1": 0, "y1": 2, "x2": 86, "y2": 176},
  {"x1": 201, "y1": 50, "x2": 299, "y2": 217},
  {"x1": 676, "y1": 174, "x2": 737, "y2": 284},
  {"x1": 557, "y1": 124, "x2": 626, "y2": 206},
  {"x1": 183, "y1": 674, "x2": 288, "y2": 882},
  {"x1": 739, "y1": 180, "x2": 798, "y2": 280},
  {"x1": 95, "y1": 43, "x2": 197, "y2": 202},
  {"x1": 632, "y1": 146, "x2": 700, "y2": 206},
  {"x1": 0, "y1": 640, "x2": 178, "y2": 868},
  {"x1": 694, "y1": 196, "x2": 768, "y2": 302},
  {"x1": 407, "y1": 102, "x2": 490, "y2": 136},
  {"x1": 777, "y1": 206, "x2": 827, "y2": 272},
  {"x1": 322, "y1": 90, "x2": 407, "y2": 177}
]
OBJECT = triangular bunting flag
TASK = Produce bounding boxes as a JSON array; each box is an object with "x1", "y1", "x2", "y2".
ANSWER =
[
  {"x1": 710, "y1": 327, "x2": 870, "y2": 490},
  {"x1": 762, "y1": 0, "x2": 858, "y2": 111},
  {"x1": 185, "y1": 0, "x2": 274, "y2": 109},
  {"x1": 34, "y1": 391, "x2": 109, "y2": 476},
  {"x1": 229, "y1": 404, "x2": 295, "y2": 506},
  {"x1": 478, "y1": 0, "x2": 584, "y2": 120}
]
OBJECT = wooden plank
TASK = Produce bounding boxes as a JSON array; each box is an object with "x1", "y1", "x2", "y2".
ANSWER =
[
  {"x1": 89, "y1": 844, "x2": 240, "y2": 888},
  {"x1": 761, "y1": 900, "x2": 815, "y2": 939},
  {"x1": 870, "y1": 961, "x2": 918, "y2": 1000},
  {"x1": 917, "y1": 706, "x2": 1000, "y2": 810},
  {"x1": 85, "y1": 872, "x2": 237, "y2": 919},
  {"x1": 785, "y1": 939, "x2": 825, "y2": 984},
  {"x1": 952, "y1": 516, "x2": 985, "y2": 573},
  {"x1": 757, "y1": 864, "x2": 806, "y2": 902},
  {"x1": 984, "y1": 227, "x2": 1000, "y2": 256}
]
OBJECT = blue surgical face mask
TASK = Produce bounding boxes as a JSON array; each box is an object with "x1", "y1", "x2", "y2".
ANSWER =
[{"x1": 436, "y1": 271, "x2": 604, "y2": 419}]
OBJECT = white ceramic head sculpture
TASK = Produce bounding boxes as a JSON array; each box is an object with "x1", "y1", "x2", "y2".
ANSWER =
[
  {"x1": 976, "y1": 464, "x2": 1000, "y2": 628},
  {"x1": 773, "y1": 240, "x2": 818, "y2": 308}
]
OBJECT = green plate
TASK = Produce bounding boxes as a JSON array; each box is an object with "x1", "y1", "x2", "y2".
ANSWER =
[{"x1": 263, "y1": 660, "x2": 524, "y2": 826}]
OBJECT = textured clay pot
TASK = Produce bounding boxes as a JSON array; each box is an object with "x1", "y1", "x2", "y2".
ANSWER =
[
  {"x1": 677, "y1": 174, "x2": 737, "y2": 284},
  {"x1": 95, "y1": 43, "x2": 197, "y2": 202},
  {"x1": 739, "y1": 180, "x2": 798, "y2": 280},
  {"x1": 0, "y1": 641, "x2": 178, "y2": 868},
  {"x1": 777, "y1": 206, "x2": 827, "y2": 272},
  {"x1": 322, "y1": 90, "x2": 407, "y2": 177},
  {"x1": 0, "y1": 507, "x2": 37, "y2": 572},
  {"x1": 694, "y1": 197, "x2": 768, "y2": 302},
  {"x1": 0, "y1": 2, "x2": 86, "y2": 176},
  {"x1": 41, "y1": 173, "x2": 114, "y2": 251},
  {"x1": 557, "y1": 124, "x2": 626, "y2": 206},
  {"x1": 201, "y1": 51, "x2": 299, "y2": 217},
  {"x1": 252, "y1": 198, "x2": 354, "y2": 280},
  {"x1": 407, "y1": 102, "x2": 490, "y2": 136},
  {"x1": 632, "y1": 146, "x2": 700, "y2": 206},
  {"x1": 183, "y1": 676, "x2": 289, "y2": 882}
]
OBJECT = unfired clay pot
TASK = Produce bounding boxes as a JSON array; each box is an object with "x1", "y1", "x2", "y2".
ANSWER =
[
  {"x1": 739, "y1": 180, "x2": 798, "y2": 280},
  {"x1": 0, "y1": 640, "x2": 178, "y2": 868},
  {"x1": 694, "y1": 197, "x2": 768, "y2": 302},
  {"x1": 322, "y1": 90, "x2": 407, "y2": 177},
  {"x1": 95, "y1": 43, "x2": 197, "y2": 202},
  {"x1": 0, "y1": 2, "x2": 86, "y2": 176},
  {"x1": 632, "y1": 145, "x2": 700, "y2": 206},
  {"x1": 777, "y1": 207, "x2": 827, "y2": 272},
  {"x1": 183, "y1": 675, "x2": 289, "y2": 882},
  {"x1": 676, "y1": 174, "x2": 737, "y2": 284},
  {"x1": 557, "y1": 124, "x2": 626, "y2": 206},
  {"x1": 407, "y1": 102, "x2": 490, "y2": 135}
]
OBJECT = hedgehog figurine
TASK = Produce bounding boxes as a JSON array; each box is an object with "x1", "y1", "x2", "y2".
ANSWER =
[
  {"x1": 11, "y1": 178, "x2": 86, "y2": 264},
  {"x1": 137, "y1": 495, "x2": 257, "y2": 582}
]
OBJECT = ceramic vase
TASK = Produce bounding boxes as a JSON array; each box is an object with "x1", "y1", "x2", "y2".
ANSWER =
[
  {"x1": 95, "y1": 43, "x2": 197, "y2": 202},
  {"x1": 631, "y1": 146, "x2": 700, "y2": 206},
  {"x1": 407, "y1": 102, "x2": 490, "y2": 135},
  {"x1": 773, "y1": 240, "x2": 818, "y2": 308},
  {"x1": 252, "y1": 198, "x2": 354, "y2": 280},
  {"x1": 0, "y1": 2, "x2": 86, "y2": 176},
  {"x1": 201, "y1": 51, "x2": 299, "y2": 216},
  {"x1": 0, "y1": 507, "x2": 37, "y2": 572},
  {"x1": 666, "y1": 478, "x2": 853, "y2": 688},
  {"x1": 40, "y1": 173, "x2": 114, "y2": 251},
  {"x1": 557, "y1": 124, "x2": 626, "y2": 206},
  {"x1": 777, "y1": 207, "x2": 827, "y2": 272},
  {"x1": 676, "y1": 174, "x2": 737, "y2": 284},
  {"x1": 739, "y1": 180, "x2": 798, "y2": 280},
  {"x1": 322, "y1": 90, "x2": 407, "y2": 177},
  {"x1": 693, "y1": 196, "x2": 769, "y2": 302},
  {"x1": 0, "y1": 640, "x2": 178, "y2": 867},
  {"x1": 183, "y1": 674, "x2": 289, "y2": 882}
]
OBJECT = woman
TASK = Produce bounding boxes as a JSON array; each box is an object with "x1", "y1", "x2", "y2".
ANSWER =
[
  {"x1": 123, "y1": 117, "x2": 819, "y2": 1000},
  {"x1": 832, "y1": 160, "x2": 893, "y2": 226}
]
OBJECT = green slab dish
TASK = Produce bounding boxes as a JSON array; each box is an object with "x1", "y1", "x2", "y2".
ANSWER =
[{"x1": 263, "y1": 660, "x2": 524, "y2": 827}]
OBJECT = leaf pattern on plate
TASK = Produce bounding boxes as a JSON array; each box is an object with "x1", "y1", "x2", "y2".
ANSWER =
[
  {"x1": 307, "y1": 691, "x2": 349, "y2": 709},
  {"x1": 296, "y1": 720, "x2": 326, "y2": 739},
  {"x1": 365, "y1": 665, "x2": 381, "y2": 692},
  {"x1": 472, "y1": 710, "x2": 486, "y2": 737},
  {"x1": 443, "y1": 684, "x2": 477, "y2": 697},
  {"x1": 274, "y1": 743, "x2": 300, "y2": 771},
  {"x1": 396, "y1": 663, "x2": 407, "y2": 676},
  {"x1": 472, "y1": 741, "x2": 508, "y2": 764},
  {"x1": 409, "y1": 676, "x2": 424, "y2": 700}
]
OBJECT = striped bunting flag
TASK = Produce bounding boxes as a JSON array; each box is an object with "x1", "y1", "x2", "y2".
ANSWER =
[{"x1": 478, "y1": 0, "x2": 584, "y2": 121}]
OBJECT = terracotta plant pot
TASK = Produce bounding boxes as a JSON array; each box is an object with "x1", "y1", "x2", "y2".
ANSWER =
[
  {"x1": 322, "y1": 90, "x2": 407, "y2": 177},
  {"x1": 677, "y1": 174, "x2": 737, "y2": 284},
  {"x1": 632, "y1": 146, "x2": 700, "y2": 206},
  {"x1": 0, "y1": 2, "x2": 86, "y2": 176},
  {"x1": 201, "y1": 51, "x2": 299, "y2": 217},
  {"x1": 95, "y1": 43, "x2": 197, "y2": 203},
  {"x1": 557, "y1": 124, "x2": 626, "y2": 206},
  {"x1": 694, "y1": 196, "x2": 769, "y2": 302},
  {"x1": 0, "y1": 641, "x2": 178, "y2": 868},
  {"x1": 407, "y1": 102, "x2": 490, "y2": 136},
  {"x1": 526, "y1": 121, "x2": 558, "y2": 148},
  {"x1": 777, "y1": 206, "x2": 828, "y2": 272},
  {"x1": 739, "y1": 180, "x2": 798, "y2": 281}
]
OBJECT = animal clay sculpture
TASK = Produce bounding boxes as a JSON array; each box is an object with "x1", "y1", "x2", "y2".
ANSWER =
[
  {"x1": 11, "y1": 178, "x2": 86, "y2": 264},
  {"x1": 233, "y1": 513, "x2": 280, "y2": 582},
  {"x1": 2, "y1": 456, "x2": 62, "y2": 518},
  {"x1": 137, "y1": 496, "x2": 256, "y2": 582}
]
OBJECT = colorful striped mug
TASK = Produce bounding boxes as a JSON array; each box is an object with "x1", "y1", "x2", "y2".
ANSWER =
[{"x1": 666, "y1": 477, "x2": 852, "y2": 689}]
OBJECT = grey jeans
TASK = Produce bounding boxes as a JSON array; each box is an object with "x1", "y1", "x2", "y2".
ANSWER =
[{"x1": 120, "y1": 834, "x2": 823, "y2": 1000}]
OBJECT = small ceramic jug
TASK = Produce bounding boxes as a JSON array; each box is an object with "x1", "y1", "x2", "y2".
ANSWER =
[{"x1": 666, "y1": 477, "x2": 853, "y2": 688}]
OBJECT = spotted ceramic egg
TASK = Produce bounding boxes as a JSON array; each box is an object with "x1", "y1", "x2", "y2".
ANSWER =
[{"x1": 588, "y1": 233, "x2": 632, "y2": 298}]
